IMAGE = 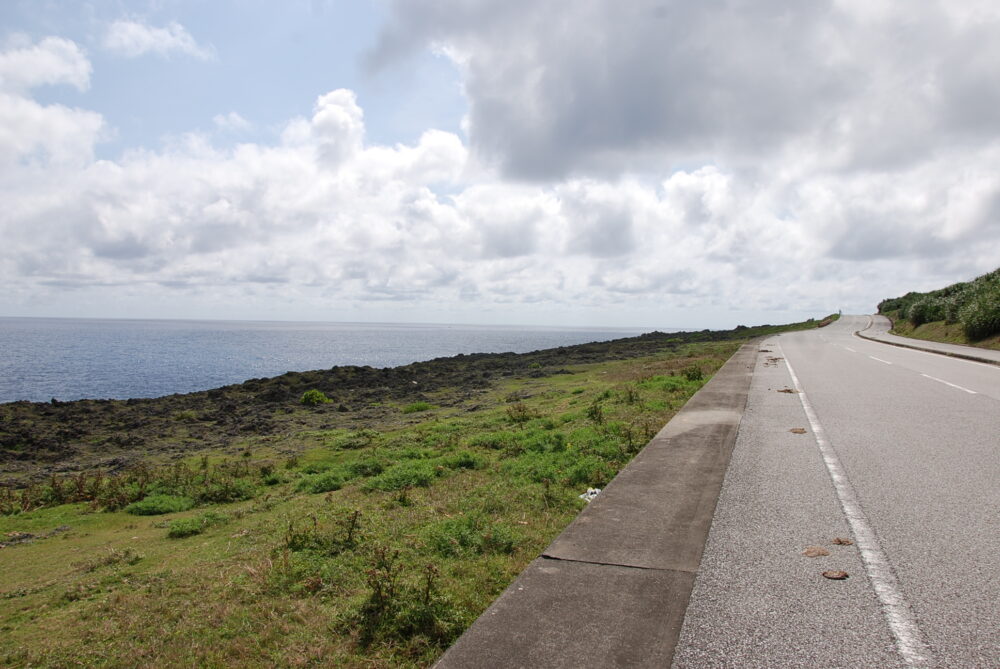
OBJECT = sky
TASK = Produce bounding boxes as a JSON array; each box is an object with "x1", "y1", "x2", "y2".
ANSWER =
[{"x1": 1, "y1": 0, "x2": 998, "y2": 330}]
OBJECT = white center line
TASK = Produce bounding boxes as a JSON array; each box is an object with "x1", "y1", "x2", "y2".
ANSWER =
[
  {"x1": 869, "y1": 356, "x2": 892, "y2": 365},
  {"x1": 845, "y1": 347, "x2": 857, "y2": 353},
  {"x1": 921, "y1": 374, "x2": 977, "y2": 394},
  {"x1": 779, "y1": 344, "x2": 933, "y2": 667}
]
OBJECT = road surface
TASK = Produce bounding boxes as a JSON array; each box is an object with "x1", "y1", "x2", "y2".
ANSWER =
[{"x1": 672, "y1": 315, "x2": 1000, "y2": 668}]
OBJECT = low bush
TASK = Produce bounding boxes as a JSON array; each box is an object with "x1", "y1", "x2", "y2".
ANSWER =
[
  {"x1": 438, "y1": 450, "x2": 484, "y2": 471},
  {"x1": 124, "y1": 494, "x2": 194, "y2": 516},
  {"x1": 296, "y1": 471, "x2": 346, "y2": 494},
  {"x1": 301, "y1": 389, "x2": 331, "y2": 406},
  {"x1": 959, "y1": 286, "x2": 1000, "y2": 340},
  {"x1": 194, "y1": 478, "x2": 258, "y2": 504},
  {"x1": 167, "y1": 511, "x2": 227, "y2": 538},
  {"x1": 908, "y1": 297, "x2": 945, "y2": 327},
  {"x1": 363, "y1": 461, "x2": 438, "y2": 492}
]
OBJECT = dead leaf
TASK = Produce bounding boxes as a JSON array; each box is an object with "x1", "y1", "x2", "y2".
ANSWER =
[
  {"x1": 832, "y1": 537, "x2": 854, "y2": 546},
  {"x1": 790, "y1": 428, "x2": 807, "y2": 434},
  {"x1": 759, "y1": 349, "x2": 772, "y2": 353},
  {"x1": 777, "y1": 388, "x2": 799, "y2": 394},
  {"x1": 803, "y1": 546, "x2": 830, "y2": 558},
  {"x1": 822, "y1": 570, "x2": 849, "y2": 580}
]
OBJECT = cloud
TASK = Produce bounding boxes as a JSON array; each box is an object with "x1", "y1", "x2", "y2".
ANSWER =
[
  {"x1": 0, "y1": 37, "x2": 101, "y2": 166},
  {"x1": 3, "y1": 27, "x2": 1000, "y2": 326},
  {"x1": 103, "y1": 19, "x2": 214, "y2": 60},
  {"x1": 0, "y1": 35, "x2": 91, "y2": 92},
  {"x1": 213, "y1": 111, "x2": 252, "y2": 132},
  {"x1": 370, "y1": 0, "x2": 1000, "y2": 181}
]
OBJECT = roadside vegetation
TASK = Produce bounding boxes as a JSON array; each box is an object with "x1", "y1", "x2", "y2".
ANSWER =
[
  {"x1": 0, "y1": 318, "x2": 829, "y2": 667},
  {"x1": 877, "y1": 267, "x2": 1000, "y2": 350}
]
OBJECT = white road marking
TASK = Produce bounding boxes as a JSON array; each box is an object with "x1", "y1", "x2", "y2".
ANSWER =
[
  {"x1": 779, "y1": 344, "x2": 934, "y2": 668},
  {"x1": 844, "y1": 347, "x2": 857, "y2": 353},
  {"x1": 920, "y1": 374, "x2": 977, "y2": 394},
  {"x1": 869, "y1": 356, "x2": 892, "y2": 365}
]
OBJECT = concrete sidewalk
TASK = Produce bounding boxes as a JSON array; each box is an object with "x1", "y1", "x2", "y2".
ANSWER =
[
  {"x1": 434, "y1": 342, "x2": 760, "y2": 668},
  {"x1": 856, "y1": 314, "x2": 1000, "y2": 366}
]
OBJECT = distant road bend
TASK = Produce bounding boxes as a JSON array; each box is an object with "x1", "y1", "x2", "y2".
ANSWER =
[{"x1": 673, "y1": 315, "x2": 1000, "y2": 668}]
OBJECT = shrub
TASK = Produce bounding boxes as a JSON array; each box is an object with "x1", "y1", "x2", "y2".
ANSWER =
[
  {"x1": 363, "y1": 461, "x2": 438, "y2": 492},
  {"x1": 908, "y1": 297, "x2": 945, "y2": 327},
  {"x1": 124, "y1": 494, "x2": 194, "y2": 516},
  {"x1": 296, "y1": 471, "x2": 346, "y2": 494},
  {"x1": 682, "y1": 365, "x2": 704, "y2": 382},
  {"x1": 959, "y1": 286, "x2": 1000, "y2": 340},
  {"x1": 301, "y1": 389, "x2": 331, "y2": 406},
  {"x1": 195, "y1": 478, "x2": 258, "y2": 504},
  {"x1": 345, "y1": 457, "x2": 386, "y2": 478},
  {"x1": 402, "y1": 401, "x2": 434, "y2": 414},
  {"x1": 438, "y1": 450, "x2": 484, "y2": 471},
  {"x1": 167, "y1": 511, "x2": 227, "y2": 538}
]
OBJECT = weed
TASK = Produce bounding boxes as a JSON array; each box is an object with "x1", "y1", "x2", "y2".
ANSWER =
[
  {"x1": 167, "y1": 511, "x2": 227, "y2": 538},
  {"x1": 425, "y1": 513, "x2": 517, "y2": 557},
  {"x1": 74, "y1": 547, "x2": 144, "y2": 572},
  {"x1": 124, "y1": 494, "x2": 194, "y2": 516},
  {"x1": 363, "y1": 461, "x2": 438, "y2": 492},
  {"x1": 682, "y1": 365, "x2": 704, "y2": 381},
  {"x1": 295, "y1": 471, "x2": 346, "y2": 494},
  {"x1": 505, "y1": 402, "x2": 536, "y2": 425},
  {"x1": 283, "y1": 510, "x2": 362, "y2": 554}
]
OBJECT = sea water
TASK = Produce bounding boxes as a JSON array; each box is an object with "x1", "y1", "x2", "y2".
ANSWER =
[{"x1": 0, "y1": 317, "x2": 652, "y2": 403}]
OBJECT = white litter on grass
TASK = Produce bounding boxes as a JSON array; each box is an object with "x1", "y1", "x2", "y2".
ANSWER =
[{"x1": 579, "y1": 487, "x2": 601, "y2": 502}]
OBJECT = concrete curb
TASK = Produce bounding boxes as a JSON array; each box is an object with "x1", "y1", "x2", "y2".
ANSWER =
[
  {"x1": 854, "y1": 319, "x2": 1000, "y2": 368},
  {"x1": 434, "y1": 341, "x2": 761, "y2": 668}
]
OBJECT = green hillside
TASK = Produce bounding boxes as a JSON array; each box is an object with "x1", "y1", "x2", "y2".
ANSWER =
[{"x1": 878, "y1": 267, "x2": 1000, "y2": 349}]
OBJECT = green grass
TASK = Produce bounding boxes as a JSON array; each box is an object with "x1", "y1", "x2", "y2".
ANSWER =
[
  {"x1": 882, "y1": 313, "x2": 1000, "y2": 351},
  {"x1": 0, "y1": 323, "x2": 825, "y2": 667}
]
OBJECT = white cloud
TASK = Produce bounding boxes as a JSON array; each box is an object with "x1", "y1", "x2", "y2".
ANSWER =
[
  {"x1": 2, "y1": 22, "x2": 1000, "y2": 327},
  {"x1": 103, "y1": 19, "x2": 214, "y2": 60},
  {"x1": 0, "y1": 35, "x2": 91, "y2": 92},
  {"x1": 0, "y1": 37, "x2": 101, "y2": 167},
  {"x1": 213, "y1": 111, "x2": 252, "y2": 132}
]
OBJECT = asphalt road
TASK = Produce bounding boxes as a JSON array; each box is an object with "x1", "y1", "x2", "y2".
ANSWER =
[{"x1": 672, "y1": 315, "x2": 1000, "y2": 668}]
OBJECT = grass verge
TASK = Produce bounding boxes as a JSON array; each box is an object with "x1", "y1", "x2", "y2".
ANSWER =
[{"x1": 0, "y1": 320, "x2": 823, "y2": 667}]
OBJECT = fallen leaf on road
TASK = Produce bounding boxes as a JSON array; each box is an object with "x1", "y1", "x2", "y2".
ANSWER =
[
  {"x1": 803, "y1": 546, "x2": 830, "y2": 557},
  {"x1": 822, "y1": 570, "x2": 849, "y2": 580},
  {"x1": 790, "y1": 428, "x2": 807, "y2": 434},
  {"x1": 777, "y1": 388, "x2": 799, "y2": 394},
  {"x1": 832, "y1": 537, "x2": 854, "y2": 546},
  {"x1": 759, "y1": 349, "x2": 772, "y2": 353}
]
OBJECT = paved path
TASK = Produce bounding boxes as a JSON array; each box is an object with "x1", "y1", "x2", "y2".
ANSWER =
[
  {"x1": 673, "y1": 315, "x2": 1000, "y2": 668},
  {"x1": 858, "y1": 314, "x2": 1000, "y2": 365}
]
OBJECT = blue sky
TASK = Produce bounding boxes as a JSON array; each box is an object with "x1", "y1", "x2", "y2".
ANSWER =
[
  {"x1": 3, "y1": 0, "x2": 465, "y2": 155},
  {"x1": 1, "y1": 1, "x2": 998, "y2": 329}
]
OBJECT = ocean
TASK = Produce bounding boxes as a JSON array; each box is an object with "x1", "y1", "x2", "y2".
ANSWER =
[{"x1": 0, "y1": 317, "x2": 653, "y2": 403}]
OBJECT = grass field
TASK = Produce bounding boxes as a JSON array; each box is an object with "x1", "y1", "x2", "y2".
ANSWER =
[{"x1": 0, "y1": 320, "x2": 826, "y2": 667}]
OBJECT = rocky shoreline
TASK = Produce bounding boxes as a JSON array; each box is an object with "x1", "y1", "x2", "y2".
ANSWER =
[{"x1": 0, "y1": 323, "x2": 804, "y2": 485}]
